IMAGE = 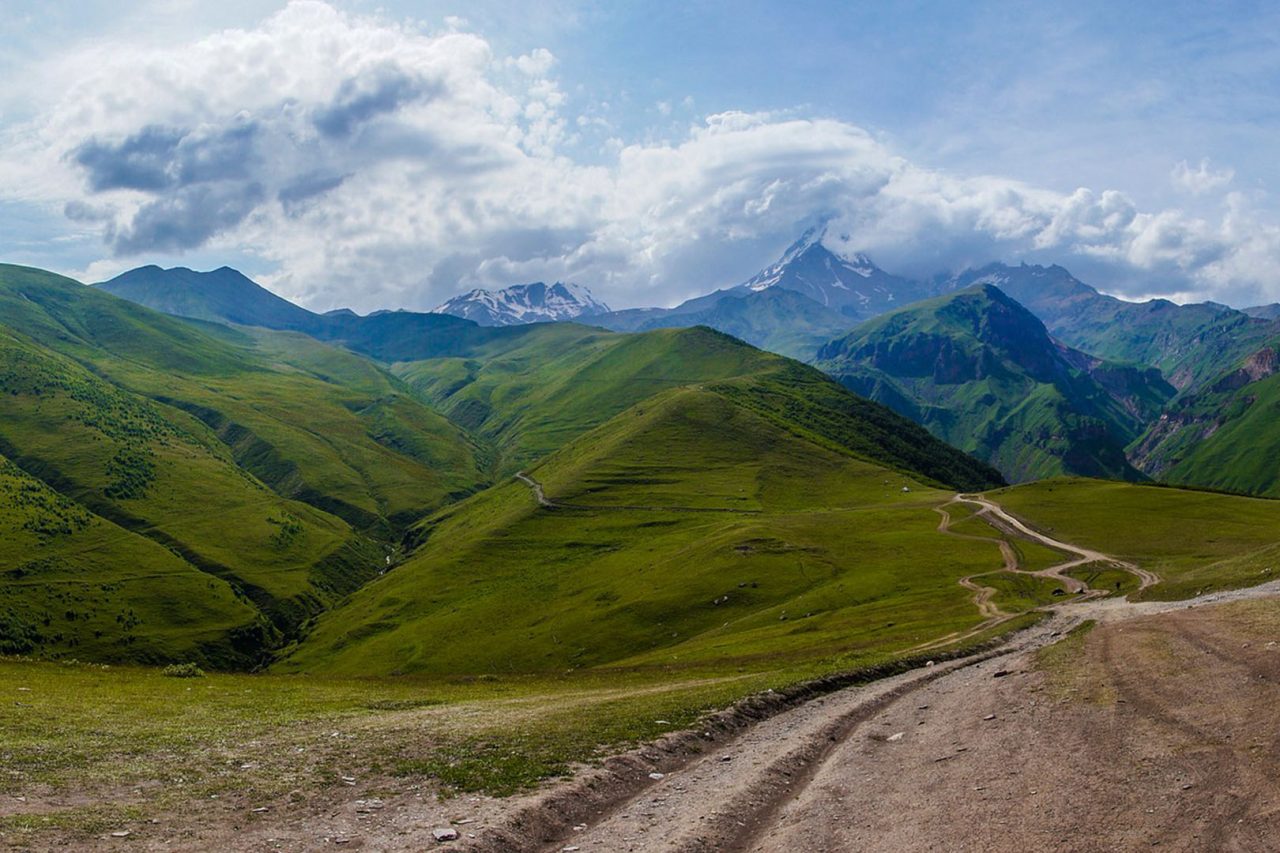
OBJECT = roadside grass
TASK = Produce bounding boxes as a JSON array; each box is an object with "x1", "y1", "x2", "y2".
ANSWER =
[
  {"x1": 0, "y1": 614, "x2": 1029, "y2": 843},
  {"x1": 1067, "y1": 565, "x2": 1141, "y2": 597},
  {"x1": 983, "y1": 571, "x2": 1075, "y2": 611},
  {"x1": 1034, "y1": 619, "x2": 1109, "y2": 703},
  {"x1": 994, "y1": 478, "x2": 1280, "y2": 599}
]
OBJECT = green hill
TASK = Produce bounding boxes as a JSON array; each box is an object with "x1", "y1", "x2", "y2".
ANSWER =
[
  {"x1": 0, "y1": 265, "x2": 487, "y2": 532},
  {"x1": 0, "y1": 451, "x2": 270, "y2": 667},
  {"x1": 815, "y1": 284, "x2": 1173, "y2": 482},
  {"x1": 0, "y1": 320, "x2": 370, "y2": 656},
  {"x1": 1129, "y1": 341, "x2": 1280, "y2": 496},
  {"x1": 394, "y1": 323, "x2": 1004, "y2": 488},
  {"x1": 278, "y1": 382, "x2": 1004, "y2": 677},
  {"x1": 959, "y1": 263, "x2": 1276, "y2": 392},
  {"x1": 97, "y1": 265, "x2": 324, "y2": 333}
]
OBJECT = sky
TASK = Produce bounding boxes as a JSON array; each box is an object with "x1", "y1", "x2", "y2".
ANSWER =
[{"x1": 2, "y1": 0, "x2": 1279, "y2": 312}]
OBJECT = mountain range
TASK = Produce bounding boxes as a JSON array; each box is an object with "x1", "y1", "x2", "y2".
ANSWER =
[
  {"x1": 92, "y1": 230, "x2": 1280, "y2": 491},
  {"x1": 432, "y1": 281, "x2": 610, "y2": 326}
]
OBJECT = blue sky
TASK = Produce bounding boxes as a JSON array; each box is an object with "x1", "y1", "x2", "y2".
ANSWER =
[{"x1": 1, "y1": 0, "x2": 1278, "y2": 311}]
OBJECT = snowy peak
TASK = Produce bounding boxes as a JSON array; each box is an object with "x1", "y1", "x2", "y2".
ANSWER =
[
  {"x1": 740, "y1": 229, "x2": 928, "y2": 319},
  {"x1": 433, "y1": 281, "x2": 610, "y2": 327}
]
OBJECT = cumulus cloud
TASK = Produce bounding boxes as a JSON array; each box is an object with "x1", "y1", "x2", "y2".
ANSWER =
[
  {"x1": 1, "y1": 0, "x2": 1279, "y2": 310},
  {"x1": 1171, "y1": 158, "x2": 1235, "y2": 195}
]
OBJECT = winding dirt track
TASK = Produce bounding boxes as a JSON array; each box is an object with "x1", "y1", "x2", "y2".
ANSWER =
[{"x1": 463, "y1": 492, "x2": 1280, "y2": 853}]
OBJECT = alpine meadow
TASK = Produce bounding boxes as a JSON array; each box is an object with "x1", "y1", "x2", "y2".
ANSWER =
[{"x1": 5, "y1": 2, "x2": 1280, "y2": 850}]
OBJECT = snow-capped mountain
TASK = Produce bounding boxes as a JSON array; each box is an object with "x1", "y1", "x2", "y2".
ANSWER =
[
  {"x1": 741, "y1": 226, "x2": 930, "y2": 319},
  {"x1": 432, "y1": 282, "x2": 610, "y2": 326}
]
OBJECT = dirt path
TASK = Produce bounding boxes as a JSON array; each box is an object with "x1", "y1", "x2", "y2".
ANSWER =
[{"x1": 955, "y1": 493, "x2": 1161, "y2": 592}]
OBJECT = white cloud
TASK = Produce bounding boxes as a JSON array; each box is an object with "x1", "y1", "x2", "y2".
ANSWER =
[
  {"x1": 1171, "y1": 158, "x2": 1235, "y2": 195},
  {"x1": 1, "y1": 1, "x2": 1279, "y2": 311}
]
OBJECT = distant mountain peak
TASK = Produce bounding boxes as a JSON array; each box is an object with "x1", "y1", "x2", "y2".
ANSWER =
[
  {"x1": 739, "y1": 228, "x2": 924, "y2": 317},
  {"x1": 432, "y1": 281, "x2": 609, "y2": 327}
]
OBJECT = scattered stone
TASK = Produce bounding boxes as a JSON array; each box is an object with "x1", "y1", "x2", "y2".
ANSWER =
[
  {"x1": 887, "y1": 732, "x2": 905, "y2": 742},
  {"x1": 110, "y1": 831, "x2": 131, "y2": 838},
  {"x1": 252, "y1": 807, "x2": 269, "y2": 813},
  {"x1": 648, "y1": 772, "x2": 665, "y2": 780},
  {"x1": 1182, "y1": 783, "x2": 1194, "y2": 790},
  {"x1": 983, "y1": 714, "x2": 997, "y2": 721},
  {"x1": 432, "y1": 827, "x2": 459, "y2": 842},
  {"x1": 993, "y1": 670, "x2": 1011, "y2": 678},
  {"x1": 925, "y1": 660, "x2": 936, "y2": 667},
  {"x1": 719, "y1": 755, "x2": 734, "y2": 762},
  {"x1": 917, "y1": 704, "x2": 929, "y2": 710},
  {"x1": 654, "y1": 720, "x2": 670, "y2": 725}
]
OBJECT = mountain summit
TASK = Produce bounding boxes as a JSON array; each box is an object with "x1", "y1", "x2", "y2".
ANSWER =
[
  {"x1": 742, "y1": 226, "x2": 931, "y2": 319},
  {"x1": 433, "y1": 281, "x2": 609, "y2": 326}
]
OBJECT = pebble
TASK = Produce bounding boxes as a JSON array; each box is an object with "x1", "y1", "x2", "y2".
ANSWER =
[
  {"x1": 648, "y1": 772, "x2": 665, "y2": 780},
  {"x1": 110, "y1": 831, "x2": 131, "y2": 838},
  {"x1": 887, "y1": 732, "x2": 904, "y2": 742},
  {"x1": 983, "y1": 714, "x2": 997, "y2": 721},
  {"x1": 432, "y1": 827, "x2": 459, "y2": 842}
]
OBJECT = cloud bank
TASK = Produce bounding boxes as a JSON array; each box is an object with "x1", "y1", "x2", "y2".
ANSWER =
[{"x1": 1, "y1": 0, "x2": 1275, "y2": 310}]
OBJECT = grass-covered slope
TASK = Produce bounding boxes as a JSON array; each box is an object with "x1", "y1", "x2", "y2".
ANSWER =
[
  {"x1": 280, "y1": 379, "x2": 1004, "y2": 677},
  {"x1": 0, "y1": 264, "x2": 487, "y2": 531},
  {"x1": 996, "y1": 478, "x2": 1280, "y2": 600},
  {"x1": 0, "y1": 322, "x2": 368, "y2": 654},
  {"x1": 816, "y1": 284, "x2": 1173, "y2": 483},
  {"x1": 1129, "y1": 342, "x2": 1280, "y2": 496},
  {"x1": 0, "y1": 453, "x2": 270, "y2": 667},
  {"x1": 396, "y1": 323, "x2": 1004, "y2": 488}
]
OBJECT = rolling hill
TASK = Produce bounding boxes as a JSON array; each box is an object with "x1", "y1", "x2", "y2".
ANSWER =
[
  {"x1": 815, "y1": 284, "x2": 1174, "y2": 482},
  {"x1": 392, "y1": 322, "x2": 1005, "y2": 488},
  {"x1": 6, "y1": 265, "x2": 487, "y2": 533},
  {"x1": 278, "y1": 378, "x2": 1004, "y2": 677}
]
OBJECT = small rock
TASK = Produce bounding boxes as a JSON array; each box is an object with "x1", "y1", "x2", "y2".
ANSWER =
[
  {"x1": 654, "y1": 720, "x2": 670, "y2": 725},
  {"x1": 719, "y1": 755, "x2": 733, "y2": 762},
  {"x1": 925, "y1": 660, "x2": 935, "y2": 667},
  {"x1": 887, "y1": 732, "x2": 904, "y2": 742},
  {"x1": 110, "y1": 831, "x2": 131, "y2": 838},
  {"x1": 432, "y1": 827, "x2": 459, "y2": 842},
  {"x1": 648, "y1": 772, "x2": 665, "y2": 780},
  {"x1": 993, "y1": 670, "x2": 1011, "y2": 678},
  {"x1": 252, "y1": 807, "x2": 269, "y2": 813},
  {"x1": 1182, "y1": 783, "x2": 1194, "y2": 790},
  {"x1": 983, "y1": 714, "x2": 997, "y2": 721}
]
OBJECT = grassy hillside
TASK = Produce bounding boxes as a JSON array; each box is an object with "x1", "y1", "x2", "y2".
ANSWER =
[
  {"x1": 1129, "y1": 342, "x2": 1280, "y2": 497},
  {"x1": 816, "y1": 285, "x2": 1172, "y2": 482},
  {"x1": 0, "y1": 452, "x2": 271, "y2": 667},
  {"x1": 280, "y1": 382, "x2": 1005, "y2": 677},
  {"x1": 0, "y1": 322, "x2": 370, "y2": 653},
  {"x1": 395, "y1": 323, "x2": 1004, "y2": 488},
  {"x1": 0, "y1": 264, "x2": 487, "y2": 532},
  {"x1": 996, "y1": 478, "x2": 1280, "y2": 599}
]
